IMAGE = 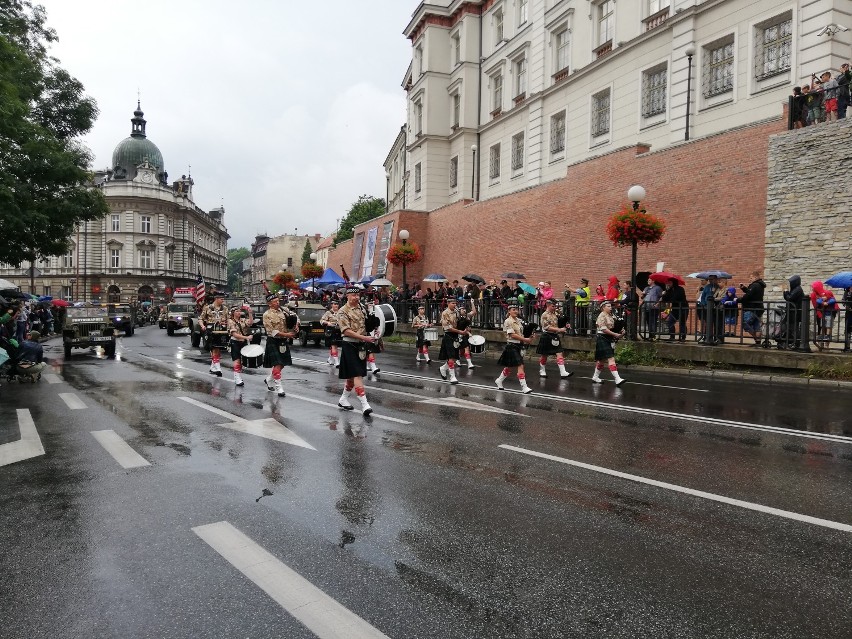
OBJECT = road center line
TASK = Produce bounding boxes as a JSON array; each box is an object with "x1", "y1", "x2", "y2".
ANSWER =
[
  {"x1": 500, "y1": 444, "x2": 852, "y2": 533},
  {"x1": 44, "y1": 373, "x2": 63, "y2": 384},
  {"x1": 193, "y1": 521, "x2": 391, "y2": 639},
  {"x1": 90, "y1": 430, "x2": 150, "y2": 469},
  {"x1": 58, "y1": 393, "x2": 87, "y2": 410},
  {"x1": 0, "y1": 410, "x2": 45, "y2": 467}
]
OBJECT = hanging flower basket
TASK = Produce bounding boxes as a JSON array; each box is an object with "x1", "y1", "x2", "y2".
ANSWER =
[
  {"x1": 387, "y1": 241, "x2": 422, "y2": 266},
  {"x1": 301, "y1": 263, "x2": 324, "y2": 279},
  {"x1": 273, "y1": 270, "x2": 297, "y2": 290},
  {"x1": 606, "y1": 207, "x2": 666, "y2": 247}
]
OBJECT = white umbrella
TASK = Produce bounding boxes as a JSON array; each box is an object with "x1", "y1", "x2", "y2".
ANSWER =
[
  {"x1": 370, "y1": 278, "x2": 393, "y2": 287},
  {"x1": 0, "y1": 278, "x2": 20, "y2": 290}
]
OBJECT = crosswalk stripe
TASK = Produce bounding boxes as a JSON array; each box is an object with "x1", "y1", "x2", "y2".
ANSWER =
[
  {"x1": 58, "y1": 393, "x2": 87, "y2": 410},
  {"x1": 0, "y1": 410, "x2": 45, "y2": 467},
  {"x1": 90, "y1": 430, "x2": 150, "y2": 468},
  {"x1": 193, "y1": 521, "x2": 391, "y2": 639},
  {"x1": 44, "y1": 374, "x2": 63, "y2": 384}
]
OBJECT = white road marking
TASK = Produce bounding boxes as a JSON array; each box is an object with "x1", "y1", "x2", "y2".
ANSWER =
[
  {"x1": 0, "y1": 410, "x2": 45, "y2": 467},
  {"x1": 44, "y1": 374, "x2": 63, "y2": 384},
  {"x1": 58, "y1": 393, "x2": 87, "y2": 410},
  {"x1": 90, "y1": 430, "x2": 150, "y2": 468},
  {"x1": 500, "y1": 444, "x2": 852, "y2": 533},
  {"x1": 178, "y1": 396, "x2": 317, "y2": 449},
  {"x1": 193, "y1": 521, "x2": 391, "y2": 639},
  {"x1": 418, "y1": 396, "x2": 526, "y2": 416},
  {"x1": 285, "y1": 393, "x2": 412, "y2": 425}
]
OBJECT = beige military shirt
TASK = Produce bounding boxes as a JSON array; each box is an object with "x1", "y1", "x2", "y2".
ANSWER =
[
  {"x1": 596, "y1": 312, "x2": 615, "y2": 333},
  {"x1": 199, "y1": 303, "x2": 228, "y2": 327},
  {"x1": 337, "y1": 303, "x2": 366, "y2": 338},
  {"x1": 504, "y1": 316, "x2": 524, "y2": 343},
  {"x1": 263, "y1": 307, "x2": 295, "y2": 338},
  {"x1": 320, "y1": 310, "x2": 338, "y2": 327},
  {"x1": 540, "y1": 310, "x2": 559, "y2": 333},
  {"x1": 227, "y1": 317, "x2": 251, "y2": 339},
  {"x1": 412, "y1": 314, "x2": 430, "y2": 330},
  {"x1": 440, "y1": 307, "x2": 458, "y2": 334}
]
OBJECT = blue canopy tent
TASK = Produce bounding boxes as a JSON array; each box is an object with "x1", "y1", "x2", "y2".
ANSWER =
[{"x1": 314, "y1": 268, "x2": 346, "y2": 286}]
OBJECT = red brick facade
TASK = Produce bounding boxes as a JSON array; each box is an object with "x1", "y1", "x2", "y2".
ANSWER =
[{"x1": 328, "y1": 116, "x2": 786, "y2": 291}]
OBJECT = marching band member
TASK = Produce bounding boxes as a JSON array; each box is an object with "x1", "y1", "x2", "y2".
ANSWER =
[
  {"x1": 262, "y1": 293, "x2": 298, "y2": 397},
  {"x1": 364, "y1": 299, "x2": 381, "y2": 376},
  {"x1": 457, "y1": 308, "x2": 476, "y2": 369},
  {"x1": 495, "y1": 304, "x2": 533, "y2": 393},
  {"x1": 438, "y1": 298, "x2": 468, "y2": 384},
  {"x1": 199, "y1": 292, "x2": 228, "y2": 377},
  {"x1": 592, "y1": 300, "x2": 626, "y2": 386},
  {"x1": 336, "y1": 286, "x2": 375, "y2": 415},
  {"x1": 320, "y1": 300, "x2": 341, "y2": 368},
  {"x1": 536, "y1": 299, "x2": 572, "y2": 378},
  {"x1": 412, "y1": 305, "x2": 433, "y2": 363},
  {"x1": 227, "y1": 306, "x2": 253, "y2": 386}
]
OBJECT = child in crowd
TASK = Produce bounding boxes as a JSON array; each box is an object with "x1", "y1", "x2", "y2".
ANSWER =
[{"x1": 721, "y1": 286, "x2": 739, "y2": 337}]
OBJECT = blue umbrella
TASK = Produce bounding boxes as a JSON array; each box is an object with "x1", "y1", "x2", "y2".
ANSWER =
[
  {"x1": 423, "y1": 273, "x2": 448, "y2": 283},
  {"x1": 825, "y1": 271, "x2": 852, "y2": 289},
  {"x1": 687, "y1": 270, "x2": 733, "y2": 279},
  {"x1": 38, "y1": 295, "x2": 53, "y2": 302},
  {"x1": 517, "y1": 282, "x2": 537, "y2": 295}
]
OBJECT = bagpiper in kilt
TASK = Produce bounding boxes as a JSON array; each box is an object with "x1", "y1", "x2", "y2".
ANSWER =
[
  {"x1": 456, "y1": 309, "x2": 476, "y2": 369},
  {"x1": 535, "y1": 299, "x2": 573, "y2": 378},
  {"x1": 227, "y1": 307, "x2": 253, "y2": 387},
  {"x1": 412, "y1": 305, "x2": 433, "y2": 363},
  {"x1": 199, "y1": 293, "x2": 229, "y2": 376},
  {"x1": 321, "y1": 301, "x2": 341, "y2": 368},
  {"x1": 438, "y1": 298, "x2": 468, "y2": 385},
  {"x1": 335, "y1": 286, "x2": 376, "y2": 415},
  {"x1": 495, "y1": 304, "x2": 534, "y2": 393},
  {"x1": 262, "y1": 294, "x2": 299, "y2": 396}
]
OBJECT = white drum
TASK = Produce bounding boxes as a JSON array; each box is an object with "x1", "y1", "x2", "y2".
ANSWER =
[
  {"x1": 374, "y1": 303, "x2": 397, "y2": 338},
  {"x1": 240, "y1": 344, "x2": 264, "y2": 369},
  {"x1": 468, "y1": 334, "x2": 486, "y2": 354},
  {"x1": 423, "y1": 328, "x2": 439, "y2": 342}
]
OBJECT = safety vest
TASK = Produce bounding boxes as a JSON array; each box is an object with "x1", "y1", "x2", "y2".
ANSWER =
[{"x1": 575, "y1": 286, "x2": 591, "y2": 306}]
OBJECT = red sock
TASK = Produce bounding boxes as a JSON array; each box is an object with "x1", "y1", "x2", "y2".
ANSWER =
[
  {"x1": 355, "y1": 386, "x2": 366, "y2": 397},
  {"x1": 557, "y1": 357, "x2": 565, "y2": 365},
  {"x1": 233, "y1": 361, "x2": 242, "y2": 373},
  {"x1": 539, "y1": 356, "x2": 547, "y2": 365},
  {"x1": 448, "y1": 361, "x2": 455, "y2": 369},
  {"x1": 345, "y1": 380, "x2": 354, "y2": 391},
  {"x1": 367, "y1": 354, "x2": 375, "y2": 363},
  {"x1": 596, "y1": 363, "x2": 605, "y2": 370},
  {"x1": 502, "y1": 368, "x2": 510, "y2": 377},
  {"x1": 609, "y1": 364, "x2": 617, "y2": 372},
  {"x1": 272, "y1": 369, "x2": 281, "y2": 381},
  {"x1": 518, "y1": 372, "x2": 526, "y2": 380}
]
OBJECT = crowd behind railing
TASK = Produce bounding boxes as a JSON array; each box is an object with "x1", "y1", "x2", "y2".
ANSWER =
[{"x1": 788, "y1": 63, "x2": 852, "y2": 128}]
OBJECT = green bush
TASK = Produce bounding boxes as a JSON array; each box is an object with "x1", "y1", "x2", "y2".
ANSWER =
[{"x1": 804, "y1": 361, "x2": 852, "y2": 381}]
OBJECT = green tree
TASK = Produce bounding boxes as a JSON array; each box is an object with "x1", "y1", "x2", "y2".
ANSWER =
[
  {"x1": 334, "y1": 195, "x2": 385, "y2": 245},
  {"x1": 0, "y1": 1, "x2": 109, "y2": 267},
  {"x1": 226, "y1": 247, "x2": 250, "y2": 292},
  {"x1": 300, "y1": 238, "x2": 313, "y2": 265}
]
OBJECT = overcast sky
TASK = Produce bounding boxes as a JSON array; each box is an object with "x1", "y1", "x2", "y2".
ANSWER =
[{"x1": 38, "y1": 0, "x2": 416, "y2": 250}]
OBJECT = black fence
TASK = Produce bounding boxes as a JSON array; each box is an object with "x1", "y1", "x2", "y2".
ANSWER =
[{"x1": 389, "y1": 298, "x2": 852, "y2": 353}]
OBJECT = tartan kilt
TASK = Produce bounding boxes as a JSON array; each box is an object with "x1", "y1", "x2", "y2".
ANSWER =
[
  {"x1": 497, "y1": 343, "x2": 524, "y2": 367},
  {"x1": 338, "y1": 341, "x2": 368, "y2": 379},
  {"x1": 263, "y1": 338, "x2": 292, "y2": 368},
  {"x1": 438, "y1": 334, "x2": 460, "y2": 360},
  {"x1": 535, "y1": 333, "x2": 562, "y2": 355},
  {"x1": 594, "y1": 334, "x2": 616, "y2": 361}
]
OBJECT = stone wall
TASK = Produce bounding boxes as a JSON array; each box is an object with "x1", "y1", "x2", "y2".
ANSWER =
[{"x1": 766, "y1": 119, "x2": 852, "y2": 295}]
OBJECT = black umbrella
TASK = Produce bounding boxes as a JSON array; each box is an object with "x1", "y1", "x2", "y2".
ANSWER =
[
  {"x1": 462, "y1": 274, "x2": 486, "y2": 285},
  {"x1": 501, "y1": 272, "x2": 526, "y2": 280}
]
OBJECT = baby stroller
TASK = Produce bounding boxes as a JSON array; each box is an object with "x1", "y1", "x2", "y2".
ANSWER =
[{"x1": 769, "y1": 304, "x2": 798, "y2": 349}]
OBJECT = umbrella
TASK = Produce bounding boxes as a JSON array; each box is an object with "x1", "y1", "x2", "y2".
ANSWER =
[
  {"x1": 423, "y1": 273, "x2": 448, "y2": 283},
  {"x1": 635, "y1": 271, "x2": 652, "y2": 290},
  {"x1": 687, "y1": 270, "x2": 733, "y2": 279},
  {"x1": 0, "y1": 278, "x2": 19, "y2": 290},
  {"x1": 517, "y1": 282, "x2": 537, "y2": 294},
  {"x1": 38, "y1": 295, "x2": 53, "y2": 302},
  {"x1": 371, "y1": 278, "x2": 393, "y2": 287},
  {"x1": 461, "y1": 274, "x2": 485, "y2": 285},
  {"x1": 649, "y1": 272, "x2": 684, "y2": 285},
  {"x1": 52, "y1": 299, "x2": 70, "y2": 307},
  {"x1": 825, "y1": 271, "x2": 852, "y2": 289},
  {"x1": 501, "y1": 272, "x2": 526, "y2": 280},
  {"x1": 358, "y1": 275, "x2": 375, "y2": 285}
]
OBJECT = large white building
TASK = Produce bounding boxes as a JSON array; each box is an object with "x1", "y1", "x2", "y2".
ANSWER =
[
  {"x1": 0, "y1": 104, "x2": 229, "y2": 302},
  {"x1": 389, "y1": 0, "x2": 849, "y2": 211}
]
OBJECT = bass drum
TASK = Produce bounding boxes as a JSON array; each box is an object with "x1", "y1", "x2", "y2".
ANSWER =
[
  {"x1": 374, "y1": 303, "x2": 397, "y2": 338},
  {"x1": 468, "y1": 334, "x2": 486, "y2": 354},
  {"x1": 240, "y1": 344, "x2": 264, "y2": 369}
]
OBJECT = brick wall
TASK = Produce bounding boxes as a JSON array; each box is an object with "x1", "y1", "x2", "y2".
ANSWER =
[
  {"x1": 766, "y1": 118, "x2": 852, "y2": 295},
  {"x1": 329, "y1": 116, "x2": 787, "y2": 294}
]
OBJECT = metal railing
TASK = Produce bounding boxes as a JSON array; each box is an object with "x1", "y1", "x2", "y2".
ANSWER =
[{"x1": 389, "y1": 298, "x2": 851, "y2": 353}]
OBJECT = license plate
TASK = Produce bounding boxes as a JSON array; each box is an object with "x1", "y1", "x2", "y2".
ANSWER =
[
  {"x1": 90, "y1": 336, "x2": 112, "y2": 342},
  {"x1": 311, "y1": 329, "x2": 324, "y2": 334},
  {"x1": 89, "y1": 331, "x2": 101, "y2": 337}
]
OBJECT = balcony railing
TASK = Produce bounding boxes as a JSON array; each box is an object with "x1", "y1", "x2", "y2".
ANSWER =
[
  {"x1": 594, "y1": 40, "x2": 613, "y2": 59},
  {"x1": 643, "y1": 8, "x2": 670, "y2": 32},
  {"x1": 552, "y1": 68, "x2": 570, "y2": 84}
]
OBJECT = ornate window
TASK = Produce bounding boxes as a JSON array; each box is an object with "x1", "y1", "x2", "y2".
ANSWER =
[
  {"x1": 755, "y1": 14, "x2": 792, "y2": 80},
  {"x1": 492, "y1": 73, "x2": 504, "y2": 112},
  {"x1": 139, "y1": 249, "x2": 152, "y2": 270},
  {"x1": 489, "y1": 143, "x2": 501, "y2": 180},
  {"x1": 596, "y1": 1, "x2": 614, "y2": 48},
  {"x1": 555, "y1": 29, "x2": 570, "y2": 73},
  {"x1": 452, "y1": 92, "x2": 461, "y2": 127},
  {"x1": 414, "y1": 100, "x2": 423, "y2": 135},
  {"x1": 494, "y1": 9, "x2": 504, "y2": 45},
  {"x1": 703, "y1": 38, "x2": 735, "y2": 97},
  {"x1": 511, "y1": 132, "x2": 524, "y2": 173},
  {"x1": 518, "y1": 0, "x2": 528, "y2": 26},
  {"x1": 449, "y1": 156, "x2": 458, "y2": 189},
  {"x1": 414, "y1": 163, "x2": 422, "y2": 193},
  {"x1": 111, "y1": 213, "x2": 120, "y2": 232},
  {"x1": 591, "y1": 89, "x2": 611, "y2": 138},
  {"x1": 110, "y1": 249, "x2": 120, "y2": 269},
  {"x1": 452, "y1": 33, "x2": 461, "y2": 66},
  {"x1": 550, "y1": 110, "x2": 566, "y2": 156},
  {"x1": 514, "y1": 57, "x2": 527, "y2": 97},
  {"x1": 642, "y1": 64, "x2": 668, "y2": 118},
  {"x1": 141, "y1": 215, "x2": 151, "y2": 234},
  {"x1": 62, "y1": 248, "x2": 74, "y2": 269}
]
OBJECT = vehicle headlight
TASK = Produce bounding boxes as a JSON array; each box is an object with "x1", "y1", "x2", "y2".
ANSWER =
[{"x1": 176, "y1": 316, "x2": 182, "y2": 320}]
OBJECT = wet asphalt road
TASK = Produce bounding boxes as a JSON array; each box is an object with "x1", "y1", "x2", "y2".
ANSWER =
[{"x1": 1, "y1": 325, "x2": 851, "y2": 639}]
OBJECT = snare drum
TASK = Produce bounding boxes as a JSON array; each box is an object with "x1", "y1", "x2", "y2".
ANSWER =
[
  {"x1": 373, "y1": 304, "x2": 397, "y2": 338},
  {"x1": 424, "y1": 328, "x2": 439, "y2": 342},
  {"x1": 468, "y1": 334, "x2": 486, "y2": 354},
  {"x1": 240, "y1": 344, "x2": 264, "y2": 369}
]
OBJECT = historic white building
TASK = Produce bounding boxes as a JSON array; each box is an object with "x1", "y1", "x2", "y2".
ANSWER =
[
  {"x1": 0, "y1": 104, "x2": 230, "y2": 303},
  {"x1": 391, "y1": 0, "x2": 849, "y2": 211}
]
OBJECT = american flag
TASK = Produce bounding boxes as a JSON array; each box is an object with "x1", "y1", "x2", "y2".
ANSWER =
[{"x1": 194, "y1": 273, "x2": 206, "y2": 305}]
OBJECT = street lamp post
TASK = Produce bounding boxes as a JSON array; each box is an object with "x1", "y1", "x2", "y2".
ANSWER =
[
  {"x1": 310, "y1": 252, "x2": 317, "y2": 299},
  {"x1": 470, "y1": 145, "x2": 477, "y2": 200},
  {"x1": 398, "y1": 229, "x2": 410, "y2": 322},
  {"x1": 385, "y1": 171, "x2": 390, "y2": 214},
  {"x1": 627, "y1": 185, "x2": 646, "y2": 340},
  {"x1": 684, "y1": 45, "x2": 695, "y2": 141}
]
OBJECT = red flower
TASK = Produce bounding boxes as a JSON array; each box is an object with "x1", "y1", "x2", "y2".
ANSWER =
[
  {"x1": 606, "y1": 206, "x2": 666, "y2": 247},
  {"x1": 387, "y1": 241, "x2": 422, "y2": 265},
  {"x1": 301, "y1": 263, "x2": 324, "y2": 279}
]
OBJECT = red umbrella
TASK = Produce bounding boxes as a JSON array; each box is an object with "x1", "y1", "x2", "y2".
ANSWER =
[
  {"x1": 649, "y1": 272, "x2": 684, "y2": 285},
  {"x1": 52, "y1": 299, "x2": 70, "y2": 307}
]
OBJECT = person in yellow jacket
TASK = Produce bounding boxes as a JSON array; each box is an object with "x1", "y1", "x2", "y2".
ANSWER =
[{"x1": 574, "y1": 278, "x2": 591, "y2": 336}]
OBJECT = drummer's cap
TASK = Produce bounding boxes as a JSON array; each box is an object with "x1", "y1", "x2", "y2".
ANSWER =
[
  {"x1": 345, "y1": 286, "x2": 360, "y2": 295},
  {"x1": 545, "y1": 298, "x2": 556, "y2": 306},
  {"x1": 507, "y1": 301, "x2": 519, "y2": 309},
  {"x1": 601, "y1": 300, "x2": 612, "y2": 307},
  {"x1": 265, "y1": 292, "x2": 277, "y2": 302}
]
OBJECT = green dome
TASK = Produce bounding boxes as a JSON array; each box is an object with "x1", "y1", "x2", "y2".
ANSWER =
[{"x1": 112, "y1": 136, "x2": 164, "y2": 173}]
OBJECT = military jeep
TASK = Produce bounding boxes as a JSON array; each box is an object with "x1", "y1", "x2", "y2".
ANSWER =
[
  {"x1": 294, "y1": 303, "x2": 328, "y2": 347},
  {"x1": 166, "y1": 302, "x2": 197, "y2": 337},
  {"x1": 62, "y1": 306, "x2": 116, "y2": 358},
  {"x1": 106, "y1": 304, "x2": 135, "y2": 336}
]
